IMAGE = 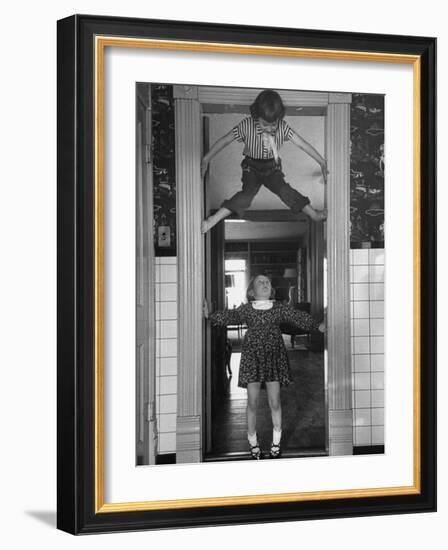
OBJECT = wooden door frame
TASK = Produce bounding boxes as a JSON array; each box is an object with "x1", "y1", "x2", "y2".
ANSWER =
[
  {"x1": 174, "y1": 85, "x2": 353, "y2": 462},
  {"x1": 136, "y1": 83, "x2": 157, "y2": 465}
]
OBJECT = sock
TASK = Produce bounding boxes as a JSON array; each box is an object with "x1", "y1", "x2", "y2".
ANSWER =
[
  {"x1": 248, "y1": 432, "x2": 258, "y2": 447},
  {"x1": 273, "y1": 428, "x2": 282, "y2": 445}
]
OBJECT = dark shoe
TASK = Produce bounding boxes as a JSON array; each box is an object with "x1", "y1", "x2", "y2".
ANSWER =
[
  {"x1": 249, "y1": 443, "x2": 262, "y2": 460},
  {"x1": 269, "y1": 443, "x2": 281, "y2": 459}
]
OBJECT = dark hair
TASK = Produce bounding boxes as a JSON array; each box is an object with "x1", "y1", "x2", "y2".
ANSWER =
[
  {"x1": 246, "y1": 275, "x2": 276, "y2": 302},
  {"x1": 250, "y1": 89, "x2": 285, "y2": 123}
]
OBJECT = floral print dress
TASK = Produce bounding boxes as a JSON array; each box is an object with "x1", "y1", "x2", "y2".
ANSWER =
[{"x1": 210, "y1": 302, "x2": 320, "y2": 388}]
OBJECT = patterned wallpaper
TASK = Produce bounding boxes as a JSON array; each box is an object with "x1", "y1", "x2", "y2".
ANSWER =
[
  {"x1": 151, "y1": 87, "x2": 385, "y2": 250},
  {"x1": 152, "y1": 84, "x2": 177, "y2": 255},
  {"x1": 350, "y1": 93, "x2": 385, "y2": 248}
]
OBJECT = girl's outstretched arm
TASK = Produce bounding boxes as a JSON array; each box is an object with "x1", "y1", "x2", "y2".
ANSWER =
[
  {"x1": 208, "y1": 305, "x2": 244, "y2": 327},
  {"x1": 289, "y1": 128, "x2": 329, "y2": 183},
  {"x1": 280, "y1": 304, "x2": 321, "y2": 333},
  {"x1": 201, "y1": 129, "x2": 236, "y2": 178}
]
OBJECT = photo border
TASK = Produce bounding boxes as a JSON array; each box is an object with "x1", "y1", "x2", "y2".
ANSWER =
[{"x1": 57, "y1": 14, "x2": 436, "y2": 534}]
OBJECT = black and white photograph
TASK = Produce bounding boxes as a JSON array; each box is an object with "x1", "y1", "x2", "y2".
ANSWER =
[
  {"x1": 0, "y1": 0, "x2": 441, "y2": 543},
  {"x1": 135, "y1": 83, "x2": 385, "y2": 466},
  {"x1": 56, "y1": 8, "x2": 435, "y2": 534}
]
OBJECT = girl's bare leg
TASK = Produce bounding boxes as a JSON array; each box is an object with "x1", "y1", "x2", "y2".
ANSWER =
[
  {"x1": 246, "y1": 382, "x2": 261, "y2": 437},
  {"x1": 266, "y1": 381, "x2": 282, "y2": 431},
  {"x1": 302, "y1": 204, "x2": 327, "y2": 222},
  {"x1": 201, "y1": 207, "x2": 232, "y2": 233}
]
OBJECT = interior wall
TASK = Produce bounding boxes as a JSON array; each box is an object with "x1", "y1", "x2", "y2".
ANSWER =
[
  {"x1": 150, "y1": 91, "x2": 384, "y2": 456},
  {"x1": 207, "y1": 114, "x2": 326, "y2": 212},
  {"x1": 350, "y1": 248, "x2": 385, "y2": 446},
  {"x1": 155, "y1": 257, "x2": 178, "y2": 456}
]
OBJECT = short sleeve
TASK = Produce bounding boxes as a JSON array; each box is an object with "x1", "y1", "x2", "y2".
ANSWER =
[
  {"x1": 232, "y1": 117, "x2": 248, "y2": 143},
  {"x1": 281, "y1": 119, "x2": 294, "y2": 141}
]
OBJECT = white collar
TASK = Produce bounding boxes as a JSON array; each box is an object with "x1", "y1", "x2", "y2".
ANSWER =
[{"x1": 251, "y1": 300, "x2": 274, "y2": 310}]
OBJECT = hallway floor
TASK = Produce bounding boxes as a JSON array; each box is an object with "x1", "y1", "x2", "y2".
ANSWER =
[{"x1": 207, "y1": 347, "x2": 327, "y2": 461}]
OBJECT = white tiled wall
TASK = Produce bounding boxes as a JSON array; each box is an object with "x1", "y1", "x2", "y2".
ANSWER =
[
  {"x1": 154, "y1": 251, "x2": 384, "y2": 452},
  {"x1": 155, "y1": 257, "x2": 178, "y2": 454},
  {"x1": 350, "y1": 248, "x2": 385, "y2": 447}
]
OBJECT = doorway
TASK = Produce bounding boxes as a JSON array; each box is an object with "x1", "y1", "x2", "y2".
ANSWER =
[
  {"x1": 173, "y1": 85, "x2": 353, "y2": 463},
  {"x1": 205, "y1": 213, "x2": 326, "y2": 460}
]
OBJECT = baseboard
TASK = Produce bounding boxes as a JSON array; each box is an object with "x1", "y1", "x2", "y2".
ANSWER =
[
  {"x1": 155, "y1": 453, "x2": 176, "y2": 465},
  {"x1": 353, "y1": 445, "x2": 385, "y2": 455}
]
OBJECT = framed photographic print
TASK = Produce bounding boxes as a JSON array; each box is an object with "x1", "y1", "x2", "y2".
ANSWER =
[{"x1": 57, "y1": 14, "x2": 436, "y2": 534}]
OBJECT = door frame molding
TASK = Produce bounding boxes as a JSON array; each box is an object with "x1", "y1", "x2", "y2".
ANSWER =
[
  {"x1": 174, "y1": 85, "x2": 353, "y2": 462},
  {"x1": 136, "y1": 84, "x2": 157, "y2": 465}
]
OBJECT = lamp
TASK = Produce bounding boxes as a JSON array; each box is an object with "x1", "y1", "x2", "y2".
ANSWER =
[{"x1": 283, "y1": 268, "x2": 297, "y2": 279}]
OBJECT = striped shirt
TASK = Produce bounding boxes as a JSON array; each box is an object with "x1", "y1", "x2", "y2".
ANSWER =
[{"x1": 232, "y1": 116, "x2": 294, "y2": 160}]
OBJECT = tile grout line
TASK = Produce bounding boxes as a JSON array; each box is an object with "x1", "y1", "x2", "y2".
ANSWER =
[{"x1": 368, "y1": 251, "x2": 372, "y2": 445}]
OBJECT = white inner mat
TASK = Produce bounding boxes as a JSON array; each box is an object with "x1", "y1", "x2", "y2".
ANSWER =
[{"x1": 104, "y1": 45, "x2": 414, "y2": 503}]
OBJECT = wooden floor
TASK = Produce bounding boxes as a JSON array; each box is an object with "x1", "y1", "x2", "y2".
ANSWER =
[{"x1": 205, "y1": 343, "x2": 327, "y2": 461}]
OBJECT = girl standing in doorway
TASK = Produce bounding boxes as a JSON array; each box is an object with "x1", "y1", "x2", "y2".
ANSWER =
[
  {"x1": 201, "y1": 89, "x2": 328, "y2": 233},
  {"x1": 204, "y1": 275, "x2": 325, "y2": 459}
]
